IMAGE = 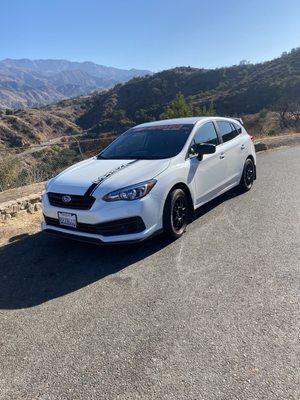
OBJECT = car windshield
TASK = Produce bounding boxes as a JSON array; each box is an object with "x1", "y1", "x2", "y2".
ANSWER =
[{"x1": 98, "y1": 124, "x2": 194, "y2": 160}]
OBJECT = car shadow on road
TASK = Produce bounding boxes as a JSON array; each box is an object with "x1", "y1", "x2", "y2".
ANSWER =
[{"x1": 0, "y1": 187, "x2": 243, "y2": 310}]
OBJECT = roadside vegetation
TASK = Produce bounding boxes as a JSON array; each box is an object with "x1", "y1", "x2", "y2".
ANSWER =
[{"x1": 0, "y1": 135, "x2": 115, "y2": 191}]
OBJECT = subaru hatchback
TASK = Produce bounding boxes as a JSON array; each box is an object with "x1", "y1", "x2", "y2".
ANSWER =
[{"x1": 42, "y1": 117, "x2": 256, "y2": 244}]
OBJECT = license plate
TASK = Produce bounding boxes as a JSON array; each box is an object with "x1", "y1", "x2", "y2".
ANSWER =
[{"x1": 58, "y1": 212, "x2": 77, "y2": 228}]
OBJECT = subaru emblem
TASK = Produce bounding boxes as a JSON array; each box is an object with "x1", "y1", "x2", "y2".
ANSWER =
[{"x1": 62, "y1": 195, "x2": 72, "y2": 203}]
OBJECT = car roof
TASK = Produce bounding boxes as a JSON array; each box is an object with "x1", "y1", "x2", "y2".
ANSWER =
[{"x1": 135, "y1": 116, "x2": 239, "y2": 128}]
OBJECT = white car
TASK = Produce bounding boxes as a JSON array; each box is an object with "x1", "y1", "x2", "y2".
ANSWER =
[{"x1": 42, "y1": 117, "x2": 256, "y2": 244}]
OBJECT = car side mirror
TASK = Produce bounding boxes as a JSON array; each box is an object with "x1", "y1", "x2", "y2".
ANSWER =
[{"x1": 191, "y1": 143, "x2": 216, "y2": 160}]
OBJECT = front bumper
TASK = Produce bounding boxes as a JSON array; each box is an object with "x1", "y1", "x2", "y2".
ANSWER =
[
  {"x1": 41, "y1": 191, "x2": 164, "y2": 244},
  {"x1": 42, "y1": 225, "x2": 162, "y2": 245}
]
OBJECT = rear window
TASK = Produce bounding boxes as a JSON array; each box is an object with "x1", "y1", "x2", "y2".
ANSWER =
[
  {"x1": 233, "y1": 122, "x2": 242, "y2": 135},
  {"x1": 217, "y1": 121, "x2": 241, "y2": 143}
]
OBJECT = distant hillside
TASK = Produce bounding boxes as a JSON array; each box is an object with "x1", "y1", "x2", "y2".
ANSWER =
[
  {"x1": 0, "y1": 49, "x2": 299, "y2": 150},
  {"x1": 77, "y1": 48, "x2": 300, "y2": 132},
  {"x1": 0, "y1": 58, "x2": 151, "y2": 109}
]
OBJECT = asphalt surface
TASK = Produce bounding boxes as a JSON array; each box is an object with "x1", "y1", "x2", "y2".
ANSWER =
[{"x1": 0, "y1": 146, "x2": 299, "y2": 400}]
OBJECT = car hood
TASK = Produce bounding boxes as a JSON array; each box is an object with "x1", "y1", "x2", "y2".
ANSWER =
[{"x1": 47, "y1": 157, "x2": 170, "y2": 196}]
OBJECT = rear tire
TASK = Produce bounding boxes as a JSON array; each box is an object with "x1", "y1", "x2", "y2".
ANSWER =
[
  {"x1": 239, "y1": 158, "x2": 255, "y2": 191},
  {"x1": 163, "y1": 188, "x2": 188, "y2": 239}
]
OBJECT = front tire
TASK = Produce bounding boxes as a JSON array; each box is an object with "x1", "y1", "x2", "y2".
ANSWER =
[
  {"x1": 239, "y1": 158, "x2": 255, "y2": 191},
  {"x1": 163, "y1": 188, "x2": 188, "y2": 239}
]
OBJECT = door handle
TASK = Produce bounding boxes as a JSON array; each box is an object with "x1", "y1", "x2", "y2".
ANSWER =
[
  {"x1": 219, "y1": 153, "x2": 225, "y2": 159},
  {"x1": 241, "y1": 144, "x2": 245, "y2": 150}
]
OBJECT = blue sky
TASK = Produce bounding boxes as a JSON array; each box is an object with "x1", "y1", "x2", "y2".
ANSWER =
[{"x1": 1, "y1": 0, "x2": 300, "y2": 71}]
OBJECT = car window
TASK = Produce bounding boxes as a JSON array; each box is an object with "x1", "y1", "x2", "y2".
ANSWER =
[
  {"x1": 232, "y1": 122, "x2": 242, "y2": 136},
  {"x1": 217, "y1": 121, "x2": 240, "y2": 143},
  {"x1": 99, "y1": 124, "x2": 194, "y2": 159},
  {"x1": 192, "y1": 122, "x2": 219, "y2": 146}
]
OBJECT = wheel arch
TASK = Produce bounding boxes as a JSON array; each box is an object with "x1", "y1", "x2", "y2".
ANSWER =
[
  {"x1": 246, "y1": 154, "x2": 254, "y2": 163},
  {"x1": 166, "y1": 182, "x2": 195, "y2": 219}
]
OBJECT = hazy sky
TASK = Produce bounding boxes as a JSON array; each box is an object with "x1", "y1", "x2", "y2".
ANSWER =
[{"x1": 1, "y1": 0, "x2": 300, "y2": 71}]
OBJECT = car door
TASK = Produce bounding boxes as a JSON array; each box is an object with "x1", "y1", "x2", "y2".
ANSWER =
[
  {"x1": 216, "y1": 120, "x2": 245, "y2": 186},
  {"x1": 188, "y1": 121, "x2": 228, "y2": 206}
]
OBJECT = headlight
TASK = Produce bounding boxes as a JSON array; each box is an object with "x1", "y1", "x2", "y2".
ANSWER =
[
  {"x1": 44, "y1": 178, "x2": 53, "y2": 191},
  {"x1": 103, "y1": 179, "x2": 157, "y2": 202}
]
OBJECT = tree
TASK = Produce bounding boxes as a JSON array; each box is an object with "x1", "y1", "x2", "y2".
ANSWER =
[
  {"x1": 193, "y1": 101, "x2": 216, "y2": 116},
  {"x1": 160, "y1": 93, "x2": 217, "y2": 120},
  {"x1": 160, "y1": 93, "x2": 193, "y2": 119},
  {"x1": 134, "y1": 108, "x2": 155, "y2": 124},
  {"x1": 239, "y1": 60, "x2": 251, "y2": 65}
]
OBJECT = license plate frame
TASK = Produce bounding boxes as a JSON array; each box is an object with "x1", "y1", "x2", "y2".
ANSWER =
[{"x1": 58, "y1": 212, "x2": 77, "y2": 228}]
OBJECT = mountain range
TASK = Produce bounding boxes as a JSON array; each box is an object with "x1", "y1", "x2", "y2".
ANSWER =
[
  {"x1": 0, "y1": 58, "x2": 151, "y2": 109},
  {"x1": 0, "y1": 48, "x2": 299, "y2": 150}
]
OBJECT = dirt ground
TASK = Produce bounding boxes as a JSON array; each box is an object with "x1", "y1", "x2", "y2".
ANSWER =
[{"x1": 0, "y1": 212, "x2": 42, "y2": 246}]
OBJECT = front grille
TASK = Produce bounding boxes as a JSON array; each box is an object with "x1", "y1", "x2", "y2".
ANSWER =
[
  {"x1": 44, "y1": 216, "x2": 146, "y2": 236},
  {"x1": 47, "y1": 192, "x2": 95, "y2": 210}
]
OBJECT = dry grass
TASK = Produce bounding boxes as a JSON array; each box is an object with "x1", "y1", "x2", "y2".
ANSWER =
[
  {"x1": 243, "y1": 111, "x2": 291, "y2": 137},
  {"x1": 0, "y1": 108, "x2": 83, "y2": 150}
]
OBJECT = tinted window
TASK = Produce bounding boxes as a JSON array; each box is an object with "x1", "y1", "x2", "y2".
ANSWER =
[
  {"x1": 192, "y1": 122, "x2": 219, "y2": 146},
  {"x1": 218, "y1": 121, "x2": 240, "y2": 143},
  {"x1": 233, "y1": 122, "x2": 242, "y2": 135},
  {"x1": 99, "y1": 124, "x2": 193, "y2": 160}
]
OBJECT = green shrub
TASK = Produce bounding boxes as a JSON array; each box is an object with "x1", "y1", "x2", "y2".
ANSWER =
[{"x1": 160, "y1": 93, "x2": 192, "y2": 119}]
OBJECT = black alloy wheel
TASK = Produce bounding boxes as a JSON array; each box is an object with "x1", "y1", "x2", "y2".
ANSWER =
[
  {"x1": 239, "y1": 158, "x2": 255, "y2": 191},
  {"x1": 163, "y1": 188, "x2": 189, "y2": 239},
  {"x1": 172, "y1": 196, "x2": 187, "y2": 233}
]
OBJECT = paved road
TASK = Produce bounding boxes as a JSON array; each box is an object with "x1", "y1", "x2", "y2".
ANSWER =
[{"x1": 0, "y1": 146, "x2": 299, "y2": 400}]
